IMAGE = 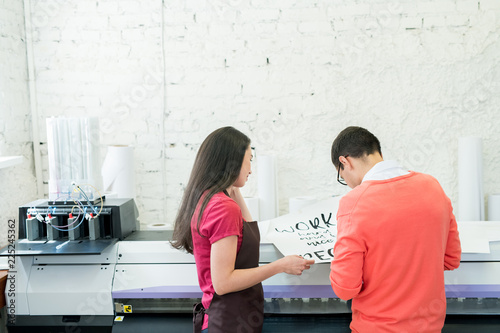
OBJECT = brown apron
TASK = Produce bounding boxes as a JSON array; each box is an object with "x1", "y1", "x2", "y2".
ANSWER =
[{"x1": 193, "y1": 221, "x2": 264, "y2": 333}]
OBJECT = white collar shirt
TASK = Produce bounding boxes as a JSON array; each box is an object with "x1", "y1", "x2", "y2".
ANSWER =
[{"x1": 362, "y1": 160, "x2": 410, "y2": 183}]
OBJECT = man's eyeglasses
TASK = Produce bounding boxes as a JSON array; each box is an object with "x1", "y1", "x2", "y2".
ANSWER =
[{"x1": 337, "y1": 155, "x2": 348, "y2": 186}]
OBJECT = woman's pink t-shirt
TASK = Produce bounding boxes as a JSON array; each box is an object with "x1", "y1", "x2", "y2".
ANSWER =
[{"x1": 191, "y1": 192, "x2": 243, "y2": 330}]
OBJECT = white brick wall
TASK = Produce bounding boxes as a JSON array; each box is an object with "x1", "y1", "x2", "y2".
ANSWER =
[
  {"x1": 26, "y1": 0, "x2": 166, "y2": 225},
  {"x1": 0, "y1": 1, "x2": 37, "y2": 248},
  {"x1": 1, "y1": 0, "x2": 500, "y2": 232},
  {"x1": 158, "y1": 0, "x2": 500, "y2": 227}
]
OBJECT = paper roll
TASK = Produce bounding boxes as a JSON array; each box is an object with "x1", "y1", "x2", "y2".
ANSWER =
[
  {"x1": 244, "y1": 197, "x2": 260, "y2": 221},
  {"x1": 144, "y1": 223, "x2": 169, "y2": 230},
  {"x1": 258, "y1": 155, "x2": 278, "y2": 221},
  {"x1": 488, "y1": 194, "x2": 500, "y2": 221},
  {"x1": 457, "y1": 137, "x2": 484, "y2": 221},
  {"x1": 101, "y1": 145, "x2": 136, "y2": 198},
  {"x1": 289, "y1": 196, "x2": 317, "y2": 214}
]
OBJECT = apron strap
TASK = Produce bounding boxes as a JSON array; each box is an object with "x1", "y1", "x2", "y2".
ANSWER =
[{"x1": 193, "y1": 302, "x2": 206, "y2": 333}]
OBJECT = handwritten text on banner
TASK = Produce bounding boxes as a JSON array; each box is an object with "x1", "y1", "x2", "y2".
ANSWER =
[{"x1": 265, "y1": 196, "x2": 341, "y2": 263}]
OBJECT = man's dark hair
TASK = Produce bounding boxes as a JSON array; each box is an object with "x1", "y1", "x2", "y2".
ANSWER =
[{"x1": 331, "y1": 126, "x2": 382, "y2": 169}]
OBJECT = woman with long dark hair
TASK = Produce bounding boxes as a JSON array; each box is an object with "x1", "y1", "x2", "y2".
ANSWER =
[{"x1": 171, "y1": 126, "x2": 314, "y2": 333}]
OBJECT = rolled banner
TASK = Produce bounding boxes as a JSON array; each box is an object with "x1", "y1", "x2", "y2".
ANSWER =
[
  {"x1": 457, "y1": 137, "x2": 484, "y2": 221},
  {"x1": 289, "y1": 196, "x2": 318, "y2": 214},
  {"x1": 101, "y1": 145, "x2": 136, "y2": 198},
  {"x1": 488, "y1": 194, "x2": 500, "y2": 221},
  {"x1": 243, "y1": 197, "x2": 260, "y2": 221},
  {"x1": 258, "y1": 155, "x2": 278, "y2": 221}
]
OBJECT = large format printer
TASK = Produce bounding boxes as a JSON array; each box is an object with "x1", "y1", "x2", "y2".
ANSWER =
[
  {"x1": 113, "y1": 232, "x2": 500, "y2": 333},
  {"x1": 2, "y1": 199, "x2": 500, "y2": 332},
  {"x1": 1, "y1": 198, "x2": 138, "y2": 333}
]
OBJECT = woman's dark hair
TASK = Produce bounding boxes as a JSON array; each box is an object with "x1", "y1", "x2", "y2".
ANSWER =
[
  {"x1": 331, "y1": 126, "x2": 382, "y2": 169},
  {"x1": 170, "y1": 126, "x2": 251, "y2": 254}
]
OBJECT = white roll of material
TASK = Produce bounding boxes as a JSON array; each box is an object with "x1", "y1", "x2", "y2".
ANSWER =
[
  {"x1": 144, "y1": 223, "x2": 169, "y2": 230},
  {"x1": 289, "y1": 196, "x2": 318, "y2": 214},
  {"x1": 488, "y1": 194, "x2": 500, "y2": 221},
  {"x1": 243, "y1": 197, "x2": 260, "y2": 221},
  {"x1": 257, "y1": 155, "x2": 279, "y2": 221},
  {"x1": 101, "y1": 145, "x2": 136, "y2": 198},
  {"x1": 457, "y1": 137, "x2": 484, "y2": 221}
]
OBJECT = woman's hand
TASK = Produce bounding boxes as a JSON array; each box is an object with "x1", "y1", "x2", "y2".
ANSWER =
[
  {"x1": 279, "y1": 255, "x2": 315, "y2": 275},
  {"x1": 211, "y1": 238, "x2": 315, "y2": 295}
]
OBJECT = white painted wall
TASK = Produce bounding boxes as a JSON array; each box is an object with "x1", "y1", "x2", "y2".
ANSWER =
[{"x1": 1, "y1": 0, "x2": 499, "y2": 234}]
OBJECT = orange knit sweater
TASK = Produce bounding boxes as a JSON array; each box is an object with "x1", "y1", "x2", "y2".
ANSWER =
[{"x1": 330, "y1": 172, "x2": 461, "y2": 333}]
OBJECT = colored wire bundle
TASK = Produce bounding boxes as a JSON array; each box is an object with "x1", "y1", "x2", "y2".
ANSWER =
[{"x1": 27, "y1": 181, "x2": 104, "y2": 233}]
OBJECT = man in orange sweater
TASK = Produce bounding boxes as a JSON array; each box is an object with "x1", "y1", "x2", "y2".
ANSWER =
[{"x1": 329, "y1": 126, "x2": 461, "y2": 333}]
